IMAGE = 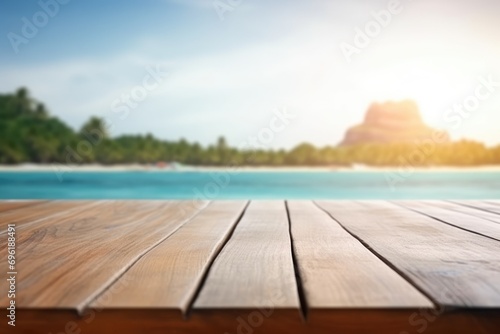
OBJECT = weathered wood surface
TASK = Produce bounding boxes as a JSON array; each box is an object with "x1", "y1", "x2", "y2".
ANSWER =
[
  {"x1": 1, "y1": 200, "x2": 499, "y2": 334},
  {"x1": 93, "y1": 200, "x2": 247, "y2": 313},
  {"x1": 0, "y1": 200, "x2": 208, "y2": 311},
  {"x1": 287, "y1": 200, "x2": 432, "y2": 308},
  {"x1": 451, "y1": 200, "x2": 500, "y2": 217},
  {"x1": 0, "y1": 200, "x2": 46, "y2": 213},
  {"x1": 426, "y1": 200, "x2": 500, "y2": 224},
  {"x1": 194, "y1": 200, "x2": 301, "y2": 310},
  {"x1": 395, "y1": 200, "x2": 500, "y2": 240},
  {"x1": 0, "y1": 200, "x2": 101, "y2": 232},
  {"x1": 316, "y1": 200, "x2": 500, "y2": 307}
]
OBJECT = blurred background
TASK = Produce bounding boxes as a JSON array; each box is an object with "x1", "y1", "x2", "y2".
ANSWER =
[{"x1": 1, "y1": 0, "x2": 500, "y2": 198}]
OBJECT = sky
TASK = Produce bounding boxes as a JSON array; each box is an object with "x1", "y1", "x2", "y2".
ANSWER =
[{"x1": 1, "y1": 0, "x2": 500, "y2": 149}]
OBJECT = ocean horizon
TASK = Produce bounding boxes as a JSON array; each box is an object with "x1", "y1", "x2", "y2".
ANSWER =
[{"x1": 1, "y1": 170, "x2": 499, "y2": 200}]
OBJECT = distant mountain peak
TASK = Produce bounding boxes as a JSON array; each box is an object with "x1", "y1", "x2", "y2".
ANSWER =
[{"x1": 340, "y1": 100, "x2": 449, "y2": 146}]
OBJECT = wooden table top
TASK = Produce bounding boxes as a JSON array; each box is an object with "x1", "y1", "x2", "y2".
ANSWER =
[{"x1": 1, "y1": 200, "x2": 499, "y2": 333}]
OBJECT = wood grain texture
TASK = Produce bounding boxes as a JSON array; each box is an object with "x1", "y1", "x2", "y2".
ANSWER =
[
  {"x1": 287, "y1": 200, "x2": 432, "y2": 308},
  {"x1": 2, "y1": 200, "x2": 500, "y2": 334},
  {"x1": 10, "y1": 309, "x2": 500, "y2": 334},
  {"x1": 307, "y1": 309, "x2": 500, "y2": 334},
  {"x1": 450, "y1": 200, "x2": 500, "y2": 217},
  {"x1": 0, "y1": 200, "x2": 101, "y2": 232},
  {"x1": 423, "y1": 200, "x2": 500, "y2": 224},
  {"x1": 316, "y1": 200, "x2": 500, "y2": 307},
  {"x1": 0, "y1": 200, "x2": 46, "y2": 213},
  {"x1": 0, "y1": 200, "x2": 208, "y2": 311},
  {"x1": 395, "y1": 200, "x2": 500, "y2": 241},
  {"x1": 194, "y1": 200, "x2": 300, "y2": 310},
  {"x1": 93, "y1": 200, "x2": 248, "y2": 313}
]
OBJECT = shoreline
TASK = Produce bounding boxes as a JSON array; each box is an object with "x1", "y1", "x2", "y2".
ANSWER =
[{"x1": 1, "y1": 163, "x2": 500, "y2": 172}]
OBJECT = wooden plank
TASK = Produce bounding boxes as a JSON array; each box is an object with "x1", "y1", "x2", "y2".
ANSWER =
[
  {"x1": 93, "y1": 200, "x2": 248, "y2": 313},
  {"x1": 14, "y1": 309, "x2": 500, "y2": 334},
  {"x1": 287, "y1": 201, "x2": 432, "y2": 308},
  {"x1": 0, "y1": 200, "x2": 208, "y2": 311},
  {"x1": 307, "y1": 309, "x2": 500, "y2": 334},
  {"x1": 194, "y1": 200, "x2": 300, "y2": 310},
  {"x1": 422, "y1": 200, "x2": 500, "y2": 224},
  {"x1": 395, "y1": 200, "x2": 500, "y2": 241},
  {"x1": 450, "y1": 200, "x2": 500, "y2": 217},
  {"x1": 0, "y1": 200, "x2": 46, "y2": 213},
  {"x1": 3, "y1": 200, "x2": 500, "y2": 334},
  {"x1": 0, "y1": 200, "x2": 103, "y2": 232},
  {"x1": 316, "y1": 200, "x2": 500, "y2": 307}
]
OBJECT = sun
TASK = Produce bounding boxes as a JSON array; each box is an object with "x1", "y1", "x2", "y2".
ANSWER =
[{"x1": 356, "y1": 58, "x2": 475, "y2": 128}]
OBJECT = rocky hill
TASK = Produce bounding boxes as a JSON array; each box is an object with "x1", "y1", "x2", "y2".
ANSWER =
[{"x1": 340, "y1": 100, "x2": 449, "y2": 146}]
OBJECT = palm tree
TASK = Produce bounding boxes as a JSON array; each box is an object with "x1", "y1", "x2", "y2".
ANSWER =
[
  {"x1": 35, "y1": 103, "x2": 48, "y2": 119},
  {"x1": 216, "y1": 136, "x2": 229, "y2": 165},
  {"x1": 80, "y1": 117, "x2": 108, "y2": 142}
]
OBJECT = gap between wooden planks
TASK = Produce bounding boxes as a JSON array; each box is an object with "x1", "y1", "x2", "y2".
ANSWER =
[
  {"x1": 2, "y1": 200, "x2": 500, "y2": 334},
  {"x1": 316, "y1": 200, "x2": 500, "y2": 307},
  {"x1": 0, "y1": 200, "x2": 209, "y2": 312}
]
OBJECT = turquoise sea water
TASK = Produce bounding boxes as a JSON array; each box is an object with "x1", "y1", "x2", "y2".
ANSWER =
[{"x1": 0, "y1": 171, "x2": 499, "y2": 199}]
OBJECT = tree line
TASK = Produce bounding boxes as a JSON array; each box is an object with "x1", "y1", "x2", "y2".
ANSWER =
[{"x1": 1, "y1": 88, "x2": 500, "y2": 167}]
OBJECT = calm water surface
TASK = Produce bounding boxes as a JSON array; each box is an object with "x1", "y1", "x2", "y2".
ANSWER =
[{"x1": 0, "y1": 171, "x2": 499, "y2": 199}]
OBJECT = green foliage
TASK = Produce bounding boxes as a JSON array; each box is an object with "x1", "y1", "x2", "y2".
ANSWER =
[
  {"x1": 1, "y1": 88, "x2": 500, "y2": 167},
  {"x1": 80, "y1": 116, "x2": 108, "y2": 140},
  {"x1": 0, "y1": 88, "x2": 77, "y2": 163}
]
